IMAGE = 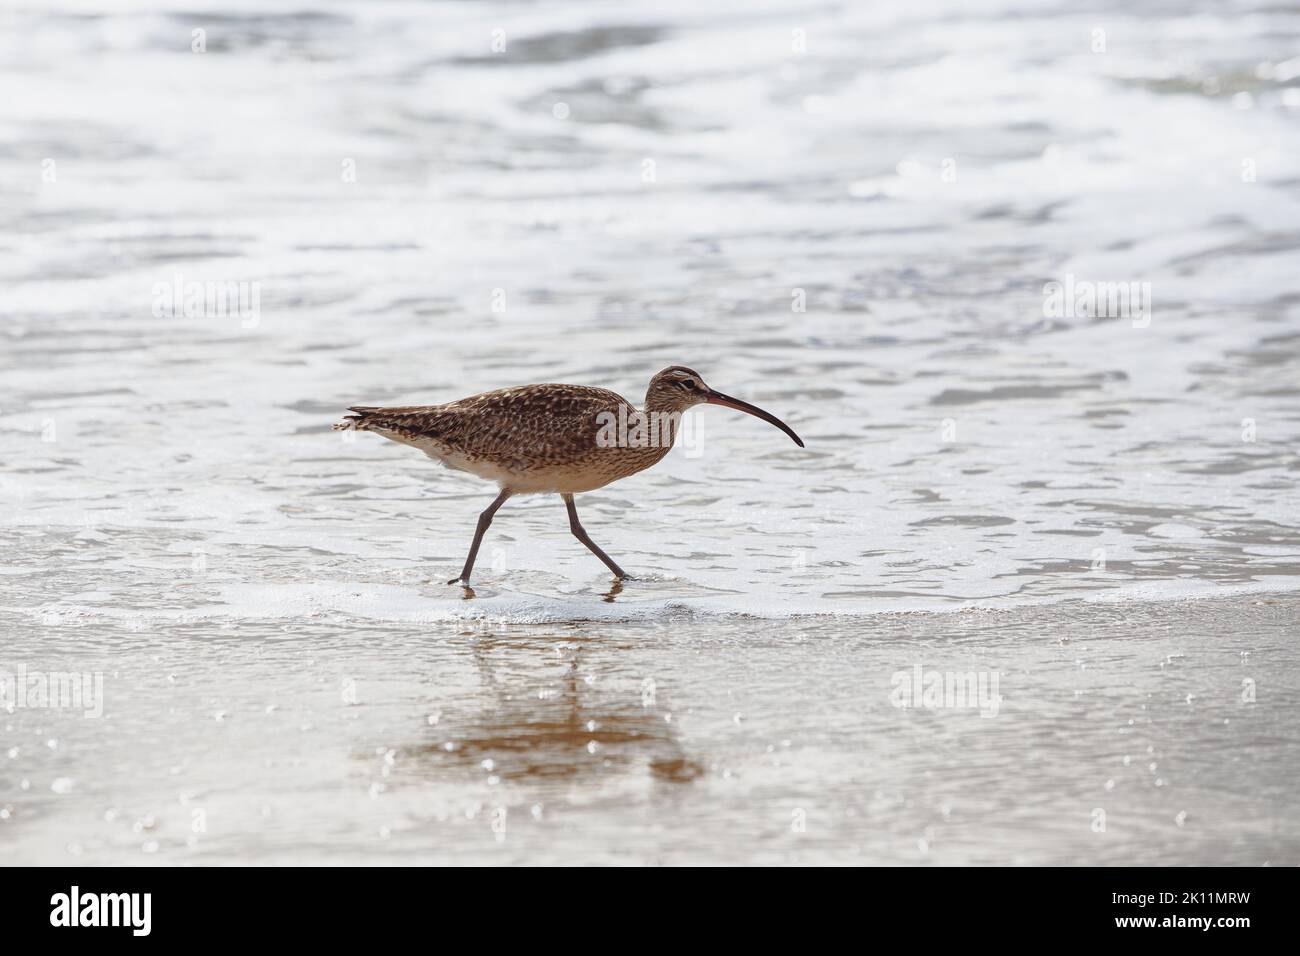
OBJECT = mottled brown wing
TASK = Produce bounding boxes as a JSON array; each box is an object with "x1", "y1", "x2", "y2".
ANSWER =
[{"x1": 345, "y1": 384, "x2": 628, "y2": 466}]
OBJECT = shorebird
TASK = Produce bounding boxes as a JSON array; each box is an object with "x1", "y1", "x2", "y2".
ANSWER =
[{"x1": 335, "y1": 366, "x2": 803, "y2": 585}]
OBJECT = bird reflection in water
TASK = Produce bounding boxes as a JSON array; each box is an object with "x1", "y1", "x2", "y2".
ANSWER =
[{"x1": 412, "y1": 633, "x2": 701, "y2": 784}]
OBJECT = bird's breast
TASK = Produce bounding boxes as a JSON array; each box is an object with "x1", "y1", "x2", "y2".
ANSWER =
[{"x1": 418, "y1": 438, "x2": 669, "y2": 494}]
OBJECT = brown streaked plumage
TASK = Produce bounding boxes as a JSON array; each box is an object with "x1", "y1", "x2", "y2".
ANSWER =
[{"x1": 334, "y1": 366, "x2": 804, "y2": 585}]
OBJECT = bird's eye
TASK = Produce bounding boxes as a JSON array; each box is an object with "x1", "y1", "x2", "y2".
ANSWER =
[{"x1": 681, "y1": 378, "x2": 696, "y2": 389}]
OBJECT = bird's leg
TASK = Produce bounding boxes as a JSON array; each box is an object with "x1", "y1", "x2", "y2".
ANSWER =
[
  {"x1": 563, "y1": 494, "x2": 629, "y2": 580},
  {"x1": 449, "y1": 489, "x2": 512, "y2": 585}
]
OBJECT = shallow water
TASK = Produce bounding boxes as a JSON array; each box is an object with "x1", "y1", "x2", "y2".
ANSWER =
[{"x1": 2, "y1": 0, "x2": 1299, "y2": 863}]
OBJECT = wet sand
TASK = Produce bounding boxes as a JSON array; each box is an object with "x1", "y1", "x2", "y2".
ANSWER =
[{"x1": 2, "y1": 591, "x2": 1296, "y2": 865}]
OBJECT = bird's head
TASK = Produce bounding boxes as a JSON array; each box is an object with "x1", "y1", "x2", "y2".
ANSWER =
[{"x1": 646, "y1": 366, "x2": 804, "y2": 447}]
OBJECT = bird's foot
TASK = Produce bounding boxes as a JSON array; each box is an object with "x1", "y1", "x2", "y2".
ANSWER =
[{"x1": 446, "y1": 578, "x2": 477, "y2": 599}]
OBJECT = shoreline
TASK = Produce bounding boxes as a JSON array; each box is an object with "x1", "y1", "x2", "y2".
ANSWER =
[{"x1": 5, "y1": 576, "x2": 1300, "y2": 629}]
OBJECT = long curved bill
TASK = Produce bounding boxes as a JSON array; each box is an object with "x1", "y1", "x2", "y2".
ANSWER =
[{"x1": 704, "y1": 390, "x2": 805, "y2": 447}]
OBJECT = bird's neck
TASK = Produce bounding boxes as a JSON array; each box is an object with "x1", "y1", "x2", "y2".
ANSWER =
[{"x1": 642, "y1": 389, "x2": 684, "y2": 449}]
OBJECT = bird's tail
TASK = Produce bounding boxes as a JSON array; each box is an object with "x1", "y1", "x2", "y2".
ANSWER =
[{"x1": 333, "y1": 406, "x2": 382, "y2": 431}]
